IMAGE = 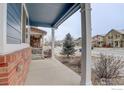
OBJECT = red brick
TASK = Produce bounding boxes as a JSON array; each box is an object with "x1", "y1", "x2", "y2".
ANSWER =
[
  {"x1": 0, "y1": 63, "x2": 8, "y2": 67},
  {"x1": 6, "y1": 54, "x2": 11, "y2": 63},
  {"x1": 0, "y1": 47, "x2": 31, "y2": 85},
  {"x1": 0, "y1": 73, "x2": 8, "y2": 77},
  {"x1": 0, "y1": 56, "x2": 5, "y2": 63},
  {"x1": 0, "y1": 82, "x2": 8, "y2": 85},
  {"x1": 8, "y1": 64, "x2": 17, "y2": 76},
  {"x1": 8, "y1": 71, "x2": 17, "y2": 84},
  {"x1": 0, "y1": 78, "x2": 8, "y2": 82},
  {"x1": 8, "y1": 67, "x2": 16, "y2": 78}
]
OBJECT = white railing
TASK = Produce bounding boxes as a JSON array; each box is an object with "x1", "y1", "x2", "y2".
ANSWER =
[{"x1": 32, "y1": 48, "x2": 42, "y2": 54}]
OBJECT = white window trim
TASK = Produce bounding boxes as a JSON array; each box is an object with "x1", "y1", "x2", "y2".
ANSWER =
[
  {"x1": 0, "y1": 4, "x2": 7, "y2": 53},
  {"x1": 21, "y1": 3, "x2": 30, "y2": 44}
]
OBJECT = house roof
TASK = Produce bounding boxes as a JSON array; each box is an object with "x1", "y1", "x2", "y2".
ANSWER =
[
  {"x1": 106, "y1": 29, "x2": 124, "y2": 35},
  {"x1": 92, "y1": 35, "x2": 104, "y2": 39},
  {"x1": 30, "y1": 26, "x2": 47, "y2": 35},
  {"x1": 117, "y1": 29, "x2": 124, "y2": 34},
  {"x1": 26, "y1": 3, "x2": 81, "y2": 28}
]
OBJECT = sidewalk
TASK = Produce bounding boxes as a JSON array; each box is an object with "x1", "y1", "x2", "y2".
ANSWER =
[{"x1": 25, "y1": 58, "x2": 81, "y2": 85}]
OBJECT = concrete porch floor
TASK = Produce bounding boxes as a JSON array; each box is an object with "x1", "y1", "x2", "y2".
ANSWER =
[{"x1": 25, "y1": 58, "x2": 81, "y2": 85}]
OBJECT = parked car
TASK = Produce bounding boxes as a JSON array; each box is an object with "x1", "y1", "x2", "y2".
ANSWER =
[{"x1": 79, "y1": 48, "x2": 82, "y2": 52}]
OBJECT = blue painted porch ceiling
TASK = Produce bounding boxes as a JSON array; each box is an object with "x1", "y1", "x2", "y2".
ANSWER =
[{"x1": 26, "y1": 3, "x2": 80, "y2": 28}]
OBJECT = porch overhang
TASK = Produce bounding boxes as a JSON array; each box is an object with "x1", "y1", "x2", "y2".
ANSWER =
[{"x1": 26, "y1": 3, "x2": 81, "y2": 28}]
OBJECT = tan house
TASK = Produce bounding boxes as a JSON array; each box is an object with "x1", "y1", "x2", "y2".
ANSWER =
[
  {"x1": 92, "y1": 29, "x2": 124, "y2": 48},
  {"x1": 92, "y1": 35, "x2": 105, "y2": 47},
  {"x1": 105, "y1": 29, "x2": 124, "y2": 47}
]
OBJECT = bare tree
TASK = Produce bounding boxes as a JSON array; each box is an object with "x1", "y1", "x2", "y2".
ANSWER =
[{"x1": 93, "y1": 54, "x2": 124, "y2": 85}]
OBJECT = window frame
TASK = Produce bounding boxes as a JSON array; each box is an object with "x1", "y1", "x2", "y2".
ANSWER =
[{"x1": 21, "y1": 4, "x2": 30, "y2": 43}]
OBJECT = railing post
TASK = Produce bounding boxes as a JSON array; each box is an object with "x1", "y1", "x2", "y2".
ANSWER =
[{"x1": 80, "y1": 3, "x2": 92, "y2": 85}]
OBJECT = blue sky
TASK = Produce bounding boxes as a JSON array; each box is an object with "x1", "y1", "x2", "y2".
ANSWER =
[{"x1": 39, "y1": 3, "x2": 124, "y2": 41}]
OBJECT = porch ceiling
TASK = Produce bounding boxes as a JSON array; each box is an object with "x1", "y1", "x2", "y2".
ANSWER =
[{"x1": 26, "y1": 3, "x2": 81, "y2": 28}]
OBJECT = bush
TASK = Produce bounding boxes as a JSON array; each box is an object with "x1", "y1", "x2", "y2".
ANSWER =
[{"x1": 94, "y1": 54, "x2": 124, "y2": 85}]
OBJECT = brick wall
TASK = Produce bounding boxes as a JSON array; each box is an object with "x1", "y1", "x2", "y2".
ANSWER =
[{"x1": 0, "y1": 47, "x2": 31, "y2": 85}]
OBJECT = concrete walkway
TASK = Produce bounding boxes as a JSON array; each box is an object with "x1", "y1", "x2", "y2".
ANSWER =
[{"x1": 25, "y1": 58, "x2": 81, "y2": 85}]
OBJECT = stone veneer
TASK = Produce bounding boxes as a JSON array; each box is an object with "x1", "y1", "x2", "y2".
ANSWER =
[{"x1": 0, "y1": 47, "x2": 31, "y2": 85}]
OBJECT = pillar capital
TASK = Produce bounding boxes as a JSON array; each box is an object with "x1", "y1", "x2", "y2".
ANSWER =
[
  {"x1": 52, "y1": 27, "x2": 57, "y2": 30},
  {"x1": 80, "y1": 3, "x2": 92, "y2": 13}
]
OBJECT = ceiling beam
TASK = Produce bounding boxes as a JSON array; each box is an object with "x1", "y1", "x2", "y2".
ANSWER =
[{"x1": 53, "y1": 3, "x2": 81, "y2": 28}]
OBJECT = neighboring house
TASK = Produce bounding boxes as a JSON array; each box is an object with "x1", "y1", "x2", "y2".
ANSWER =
[
  {"x1": 0, "y1": 4, "x2": 31, "y2": 85},
  {"x1": 30, "y1": 27, "x2": 47, "y2": 48},
  {"x1": 30, "y1": 27, "x2": 47, "y2": 56},
  {"x1": 92, "y1": 29, "x2": 124, "y2": 48},
  {"x1": 74, "y1": 37, "x2": 82, "y2": 46},
  {"x1": 92, "y1": 35, "x2": 105, "y2": 47},
  {"x1": 105, "y1": 29, "x2": 124, "y2": 48},
  {"x1": 55, "y1": 40, "x2": 63, "y2": 46}
]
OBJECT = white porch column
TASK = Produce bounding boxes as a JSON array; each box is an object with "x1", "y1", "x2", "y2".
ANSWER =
[
  {"x1": 27, "y1": 26, "x2": 30, "y2": 44},
  {"x1": 51, "y1": 28, "x2": 55, "y2": 58},
  {"x1": 113, "y1": 41, "x2": 115, "y2": 48},
  {"x1": 41, "y1": 36, "x2": 44, "y2": 58},
  {"x1": 80, "y1": 3, "x2": 92, "y2": 85},
  {"x1": 0, "y1": 4, "x2": 7, "y2": 54},
  {"x1": 118, "y1": 41, "x2": 120, "y2": 47}
]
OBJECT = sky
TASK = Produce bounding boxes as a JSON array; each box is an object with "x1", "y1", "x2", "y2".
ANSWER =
[
  {"x1": 91, "y1": 3, "x2": 124, "y2": 36},
  {"x1": 39, "y1": 9, "x2": 81, "y2": 41},
  {"x1": 39, "y1": 3, "x2": 124, "y2": 41}
]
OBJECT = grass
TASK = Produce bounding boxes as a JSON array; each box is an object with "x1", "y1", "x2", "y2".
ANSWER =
[
  {"x1": 55, "y1": 55, "x2": 81, "y2": 75},
  {"x1": 55, "y1": 55, "x2": 124, "y2": 85}
]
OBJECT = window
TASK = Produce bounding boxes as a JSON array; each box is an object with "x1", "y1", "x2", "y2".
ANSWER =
[
  {"x1": 111, "y1": 35, "x2": 113, "y2": 39},
  {"x1": 7, "y1": 3, "x2": 21, "y2": 44},
  {"x1": 115, "y1": 34, "x2": 120, "y2": 39},
  {"x1": 7, "y1": 4, "x2": 29, "y2": 44},
  {"x1": 108, "y1": 36, "x2": 110, "y2": 39},
  {"x1": 118, "y1": 35, "x2": 120, "y2": 38}
]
